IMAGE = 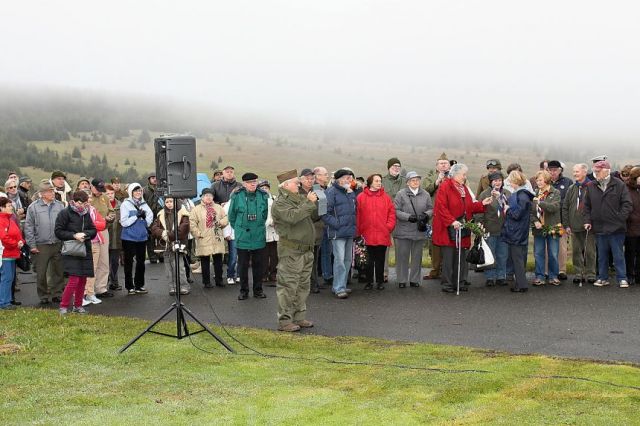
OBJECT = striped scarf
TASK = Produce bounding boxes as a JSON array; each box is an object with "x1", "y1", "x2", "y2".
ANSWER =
[{"x1": 205, "y1": 204, "x2": 216, "y2": 228}]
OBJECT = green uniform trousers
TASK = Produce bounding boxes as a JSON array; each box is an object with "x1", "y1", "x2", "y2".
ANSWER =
[
  {"x1": 276, "y1": 247, "x2": 314, "y2": 327},
  {"x1": 34, "y1": 242, "x2": 65, "y2": 300}
]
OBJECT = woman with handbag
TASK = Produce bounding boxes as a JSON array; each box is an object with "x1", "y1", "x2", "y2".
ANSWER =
[
  {"x1": 432, "y1": 164, "x2": 493, "y2": 293},
  {"x1": 119, "y1": 183, "x2": 154, "y2": 295},
  {"x1": 150, "y1": 197, "x2": 191, "y2": 295},
  {"x1": 393, "y1": 171, "x2": 433, "y2": 288},
  {"x1": 357, "y1": 174, "x2": 396, "y2": 290},
  {"x1": 0, "y1": 197, "x2": 26, "y2": 310},
  {"x1": 54, "y1": 191, "x2": 98, "y2": 314}
]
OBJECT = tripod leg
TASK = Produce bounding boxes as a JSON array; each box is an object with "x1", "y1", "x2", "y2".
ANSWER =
[
  {"x1": 181, "y1": 306, "x2": 235, "y2": 353},
  {"x1": 119, "y1": 304, "x2": 177, "y2": 353}
]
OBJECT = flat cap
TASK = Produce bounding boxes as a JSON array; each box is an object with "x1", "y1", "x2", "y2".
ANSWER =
[
  {"x1": 51, "y1": 170, "x2": 67, "y2": 179},
  {"x1": 334, "y1": 169, "x2": 355, "y2": 180},
  {"x1": 242, "y1": 172, "x2": 259, "y2": 182}
]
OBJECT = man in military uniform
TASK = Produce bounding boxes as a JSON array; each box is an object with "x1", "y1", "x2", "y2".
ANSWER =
[
  {"x1": 111, "y1": 177, "x2": 128, "y2": 202},
  {"x1": 423, "y1": 152, "x2": 452, "y2": 280},
  {"x1": 271, "y1": 169, "x2": 318, "y2": 332}
]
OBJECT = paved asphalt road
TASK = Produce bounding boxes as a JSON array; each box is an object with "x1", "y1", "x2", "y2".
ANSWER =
[{"x1": 14, "y1": 264, "x2": 640, "y2": 363}]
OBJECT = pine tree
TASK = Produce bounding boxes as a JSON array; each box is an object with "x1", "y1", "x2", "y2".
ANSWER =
[{"x1": 72, "y1": 147, "x2": 82, "y2": 158}]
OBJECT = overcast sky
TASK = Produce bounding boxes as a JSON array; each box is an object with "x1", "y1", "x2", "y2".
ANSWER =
[{"x1": 1, "y1": 0, "x2": 639, "y2": 140}]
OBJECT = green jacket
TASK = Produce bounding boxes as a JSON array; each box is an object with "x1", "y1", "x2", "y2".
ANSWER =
[
  {"x1": 381, "y1": 174, "x2": 406, "y2": 200},
  {"x1": 476, "y1": 187, "x2": 511, "y2": 236},
  {"x1": 228, "y1": 188, "x2": 269, "y2": 250},
  {"x1": 561, "y1": 182, "x2": 588, "y2": 231},
  {"x1": 530, "y1": 186, "x2": 561, "y2": 236},
  {"x1": 272, "y1": 188, "x2": 316, "y2": 248}
]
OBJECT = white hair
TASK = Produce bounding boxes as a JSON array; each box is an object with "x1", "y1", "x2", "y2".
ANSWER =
[
  {"x1": 574, "y1": 163, "x2": 588, "y2": 172},
  {"x1": 449, "y1": 163, "x2": 468, "y2": 177}
]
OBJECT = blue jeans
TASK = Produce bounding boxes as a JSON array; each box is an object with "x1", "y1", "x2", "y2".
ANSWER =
[
  {"x1": 227, "y1": 239, "x2": 237, "y2": 279},
  {"x1": 0, "y1": 259, "x2": 16, "y2": 308},
  {"x1": 331, "y1": 238, "x2": 353, "y2": 294},
  {"x1": 484, "y1": 235, "x2": 508, "y2": 280},
  {"x1": 534, "y1": 235, "x2": 559, "y2": 280},
  {"x1": 596, "y1": 233, "x2": 627, "y2": 281},
  {"x1": 320, "y1": 232, "x2": 333, "y2": 280}
]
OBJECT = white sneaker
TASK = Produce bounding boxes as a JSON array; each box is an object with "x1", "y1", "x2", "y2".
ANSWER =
[
  {"x1": 593, "y1": 280, "x2": 609, "y2": 287},
  {"x1": 619, "y1": 280, "x2": 629, "y2": 288},
  {"x1": 227, "y1": 278, "x2": 235, "y2": 285},
  {"x1": 86, "y1": 295, "x2": 102, "y2": 304},
  {"x1": 82, "y1": 297, "x2": 92, "y2": 307},
  {"x1": 235, "y1": 277, "x2": 241, "y2": 284},
  {"x1": 59, "y1": 308, "x2": 68, "y2": 315}
]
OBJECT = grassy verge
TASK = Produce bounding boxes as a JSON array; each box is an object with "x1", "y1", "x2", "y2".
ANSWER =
[{"x1": 2, "y1": 309, "x2": 639, "y2": 424}]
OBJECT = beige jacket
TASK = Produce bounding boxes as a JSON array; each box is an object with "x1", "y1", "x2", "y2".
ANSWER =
[{"x1": 189, "y1": 202, "x2": 229, "y2": 256}]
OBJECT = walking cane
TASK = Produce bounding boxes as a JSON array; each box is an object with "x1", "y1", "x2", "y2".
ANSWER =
[
  {"x1": 456, "y1": 227, "x2": 462, "y2": 296},
  {"x1": 580, "y1": 227, "x2": 590, "y2": 288}
]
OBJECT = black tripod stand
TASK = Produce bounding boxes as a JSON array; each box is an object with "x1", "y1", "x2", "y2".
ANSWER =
[{"x1": 119, "y1": 205, "x2": 234, "y2": 354}]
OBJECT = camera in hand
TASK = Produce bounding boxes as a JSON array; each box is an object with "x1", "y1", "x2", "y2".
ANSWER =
[{"x1": 247, "y1": 214, "x2": 257, "y2": 222}]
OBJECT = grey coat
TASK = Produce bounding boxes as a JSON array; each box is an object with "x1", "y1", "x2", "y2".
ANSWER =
[
  {"x1": 24, "y1": 199, "x2": 65, "y2": 247},
  {"x1": 393, "y1": 187, "x2": 433, "y2": 240}
]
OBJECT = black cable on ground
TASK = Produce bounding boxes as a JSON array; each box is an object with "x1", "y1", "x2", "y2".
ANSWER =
[{"x1": 188, "y1": 284, "x2": 640, "y2": 392}]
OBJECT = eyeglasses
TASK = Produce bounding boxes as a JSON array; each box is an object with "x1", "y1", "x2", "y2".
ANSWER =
[
  {"x1": 621, "y1": 173, "x2": 630, "y2": 177},
  {"x1": 6, "y1": 186, "x2": 17, "y2": 189},
  {"x1": 486, "y1": 160, "x2": 499, "y2": 167}
]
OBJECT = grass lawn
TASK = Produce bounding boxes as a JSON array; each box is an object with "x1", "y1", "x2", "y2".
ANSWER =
[{"x1": 2, "y1": 309, "x2": 639, "y2": 425}]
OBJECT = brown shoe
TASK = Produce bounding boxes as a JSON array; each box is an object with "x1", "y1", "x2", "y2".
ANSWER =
[
  {"x1": 278, "y1": 323, "x2": 301, "y2": 332},
  {"x1": 294, "y1": 319, "x2": 314, "y2": 328},
  {"x1": 424, "y1": 272, "x2": 440, "y2": 280}
]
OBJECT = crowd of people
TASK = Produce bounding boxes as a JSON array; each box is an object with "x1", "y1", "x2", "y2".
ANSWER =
[{"x1": 0, "y1": 152, "x2": 639, "y2": 332}]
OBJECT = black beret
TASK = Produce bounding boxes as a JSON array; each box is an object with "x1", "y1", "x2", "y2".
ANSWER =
[
  {"x1": 547, "y1": 160, "x2": 562, "y2": 169},
  {"x1": 242, "y1": 172, "x2": 258, "y2": 182},
  {"x1": 334, "y1": 169, "x2": 355, "y2": 180}
]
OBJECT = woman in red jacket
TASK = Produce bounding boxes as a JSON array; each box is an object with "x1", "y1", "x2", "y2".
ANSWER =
[
  {"x1": 432, "y1": 164, "x2": 492, "y2": 293},
  {"x1": 356, "y1": 174, "x2": 396, "y2": 290},
  {"x1": 0, "y1": 197, "x2": 26, "y2": 310}
]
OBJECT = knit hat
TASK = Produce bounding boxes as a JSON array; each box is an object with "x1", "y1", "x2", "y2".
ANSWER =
[
  {"x1": 51, "y1": 170, "x2": 66, "y2": 179},
  {"x1": 488, "y1": 172, "x2": 504, "y2": 183},
  {"x1": 334, "y1": 169, "x2": 355, "y2": 180},
  {"x1": 387, "y1": 157, "x2": 401, "y2": 169}
]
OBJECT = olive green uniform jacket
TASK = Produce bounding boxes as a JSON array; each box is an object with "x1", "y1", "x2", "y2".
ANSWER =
[
  {"x1": 272, "y1": 188, "x2": 316, "y2": 248},
  {"x1": 530, "y1": 186, "x2": 561, "y2": 236},
  {"x1": 381, "y1": 174, "x2": 406, "y2": 200}
]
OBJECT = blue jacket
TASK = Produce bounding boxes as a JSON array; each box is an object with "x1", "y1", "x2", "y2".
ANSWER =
[
  {"x1": 322, "y1": 182, "x2": 357, "y2": 239},
  {"x1": 501, "y1": 188, "x2": 533, "y2": 246},
  {"x1": 120, "y1": 198, "x2": 153, "y2": 242}
]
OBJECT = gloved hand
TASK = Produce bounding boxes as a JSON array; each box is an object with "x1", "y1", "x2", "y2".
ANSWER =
[
  {"x1": 137, "y1": 210, "x2": 146, "y2": 219},
  {"x1": 408, "y1": 214, "x2": 418, "y2": 223}
]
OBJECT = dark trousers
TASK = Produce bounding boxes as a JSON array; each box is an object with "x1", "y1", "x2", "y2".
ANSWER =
[
  {"x1": 441, "y1": 245, "x2": 469, "y2": 290},
  {"x1": 366, "y1": 245, "x2": 387, "y2": 284},
  {"x1": 264, "y1": 241, "x2": 278, "y2": 280},
  {"x1": 123, "y1": 240, "x2": 146, "y2": 290},
  {"x1": 109, "y1": 248, "x2": 121, "y2": 285},
  {"x1": 310, "y1": 244, "x2": 320, "y2": 290},
  {"x1": 624, "y1": 236, "x2": 640, "y2": 284},
  {"x1": 237, "y1": 247, "x2": 265, "y2": 294},
  {"x1": 199, "y1": 254, "x2": 223, "y2": 285},
  {"x1": 146, "y1": 237, "x2": 159, "y2": 262},
  {"x1": 33, "y1": 242, "x2": 65, "y2": 300},
  {"x1": 508, "y1": 244, "x2": 528, "y2": 289}
]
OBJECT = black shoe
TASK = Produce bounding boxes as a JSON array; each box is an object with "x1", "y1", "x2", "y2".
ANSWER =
[
  {"x1": 52, "y1": 296, "x2": 62, "y2": 303},
  {"x1": 376, "y1": 284, "x2": 385, "y2": 290},
  {"x1": 409, "y1": 282, "x2": 420, "y2": 287},
  {"x1": 485, "y1": 280, "x2": 495, "y2": 287},
  {"x1": 506, "y1": 274, "x2": 514, "y2": 282},
  {"x1": 510, "y1": 288, "x2": 528, "y2": 293},
  {"x1": 215, "y1": 282, "x2": 226, "y2": 288},
  {"x1": 496, "y1": 279, "x2": 507, "y2": 286},
  {"x1": 11, "y1": 300, "x2": 22, "y2": 306},
  {"x1": 442, "y1": 287, "x2": 455, "y2": 293},
  {"x1": 254, "y1": 291, "x2": 267, "y2": 299},
  {"x1": 399, "y1": 282, "x2": 407, "y2": 288},
  {"x1": 158, "y1": 257, "x2": 164, "y2": 263},
  {"x1": 462, "y1": 280, "x2": 471, "y2": 286},
  {"x1": 150, "y1": 260, "x2": 158, "y2": 264},
  {"x1": 587, "y1": 278, "x2": 596, "y2": 284},
  {"x1": 204, "y1": 282, "x2": 214, "y2": 288},
  {"x1": 459, "y1": 286, "x2": 468, "y2": 292},
  {"x1": 572, "y1": 277, "x2": 582, "y2": 284},
  {"x1": 238, "y1": 293, "x2": 249, "y2": 300},
  {"x1": 558, "y1": 273, "x2": 568, "y2": 280},
  {"x1": 109, "y1": 283, "x2": 122, "y2": 291},
  {"x1": 364, "y1": 283, "x2": 373, "y2": 290},
  {"x1": 96, "y1": 292, "x2": 114, "y2": 298},
  {"x1": 186, "y1": 277, "x2": 195, "y2": 284}
]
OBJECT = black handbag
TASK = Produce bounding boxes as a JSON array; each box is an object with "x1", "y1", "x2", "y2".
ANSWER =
[
  {"x1": 466, "y1": 236, "x2": 485, "y2": 265},
  {"x1": 409, "y1": 197, "x2": 429, "y2": 233},
  {"x1": 16, "y1": 244, "x2": 31, "y2": 272}
]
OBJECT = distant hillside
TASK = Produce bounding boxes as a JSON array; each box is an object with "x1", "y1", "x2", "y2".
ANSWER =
[{"x1": 1, "y1": 87, "x2": 638, "y2": 187}]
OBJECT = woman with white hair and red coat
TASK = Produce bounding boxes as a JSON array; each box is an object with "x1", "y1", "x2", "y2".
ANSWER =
[{"x1": 432, "y1": 164, "x2": 492, "y2": 293}]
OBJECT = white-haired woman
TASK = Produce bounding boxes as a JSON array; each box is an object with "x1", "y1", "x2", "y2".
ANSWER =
[{"x1": 432, "y1": 164, "x2": 492, "y2": 293}]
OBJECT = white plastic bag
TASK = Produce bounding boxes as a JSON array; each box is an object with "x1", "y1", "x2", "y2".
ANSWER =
[{"x1": 478, "y1": 237, "x2": 495, "y2": 268}]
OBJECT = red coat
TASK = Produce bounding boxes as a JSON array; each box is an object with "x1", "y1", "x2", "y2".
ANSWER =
[
  {"x1": 0, "y1": 212, "x2": 25, "y2": 259},
  {"x1": 432, "y1": 179, "x2": 485, "y2": 248},
  {"x1": 356, "y1": 187, "x2": 396, "y2": 246}
]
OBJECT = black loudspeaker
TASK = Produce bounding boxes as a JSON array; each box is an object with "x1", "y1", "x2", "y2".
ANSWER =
[{"x1": 154, "y1": 136, "x2": 197, "y2": 198}]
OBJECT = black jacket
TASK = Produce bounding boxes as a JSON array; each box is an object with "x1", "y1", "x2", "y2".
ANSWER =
[
  {"x1": 54, "y1": 207, "x2": 97, "y2": 277},
  {"x1": 583, "y1": 177, "x2": 633, "y2": 235},
  {"x1": 210, "y1": 179, "x2": 241, "y2": 205}
]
